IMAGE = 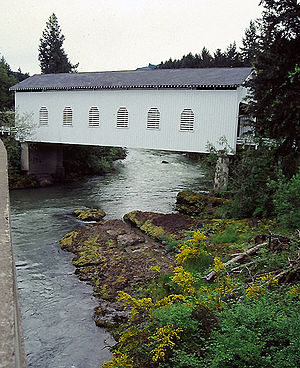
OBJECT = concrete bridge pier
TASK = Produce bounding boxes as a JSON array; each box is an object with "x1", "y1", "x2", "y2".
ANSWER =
[
  {"x1": 21, "y1": 143, "x2": 64, "y2": 186},
  {"x1": 214, "y1": 150, "x2": 229, "y2": 192}
]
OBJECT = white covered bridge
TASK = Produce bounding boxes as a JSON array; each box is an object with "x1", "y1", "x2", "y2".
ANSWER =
[{"x1": 11, "y1": 67, "x2": 252, "y2": 180}]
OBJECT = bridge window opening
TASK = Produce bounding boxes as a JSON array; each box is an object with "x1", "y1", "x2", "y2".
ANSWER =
[
  {"x1": 39, "y1": 107, "x2": 48, "y2": 126},
  {"x1": 63, "y1": 107, "x2": 73, "y2": 126},
  {"x1": 89, "y1": 107, "x2": 100, "y2": 127},
  {"x1": 180, "y1": 109, "x2": 194, "y2": 131},
  {"x1": 117, "y1": 107, "x2": 129, "y2": 128},
  {"x1": 237, "y1": 103, "x2": 253, "y2": 138},
  {"x1": 147, "y1": 108, "x2": 160, "y2": 129}
]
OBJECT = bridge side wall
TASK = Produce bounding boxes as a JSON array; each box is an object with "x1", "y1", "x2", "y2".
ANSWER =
[
  {"x1": 0, "y1": 139, "x2": 26, "y2": 368},
  {"x1": 15, "y1": 88, "x2": 243, "y2": 153}
]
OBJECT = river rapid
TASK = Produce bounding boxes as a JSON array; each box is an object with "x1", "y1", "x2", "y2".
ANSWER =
[{"x1": 10, "y1": 148, "x2": 209, "y2": 368}]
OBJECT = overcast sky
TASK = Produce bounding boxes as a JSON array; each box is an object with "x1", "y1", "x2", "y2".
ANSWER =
[{"x1": 1, "y1": 0, "x2": 262, "y2": 75}]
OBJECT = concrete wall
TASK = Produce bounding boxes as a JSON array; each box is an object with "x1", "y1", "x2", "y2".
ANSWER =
[
  {"x1": 21, "y1": 142, "x2": 64, "y2": 179},
  {"x1": 15, "y1": 87, "x2": 245, "y2": 153},
  {"x1": 0, "y1": 139, "x2": 26, "y2": 368}
]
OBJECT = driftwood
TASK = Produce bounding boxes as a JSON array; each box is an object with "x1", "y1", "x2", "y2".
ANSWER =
[{"x1": 206, "y1": 241, "x2": 268, "y2": 281}]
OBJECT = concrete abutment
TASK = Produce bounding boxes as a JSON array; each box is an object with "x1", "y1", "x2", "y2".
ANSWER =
[{"x1": 21, "y1": 142, "x2": 64, "y2": 186}]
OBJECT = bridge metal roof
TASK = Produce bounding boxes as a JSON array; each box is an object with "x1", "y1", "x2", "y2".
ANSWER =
[{"x1": 10, "y1": 67, "x2": 252, "y2": 91}]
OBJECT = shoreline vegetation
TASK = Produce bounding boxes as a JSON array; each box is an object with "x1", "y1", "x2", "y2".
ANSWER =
[{"x1": 60, "y1": 190, "x2": 299, "y2": 368}]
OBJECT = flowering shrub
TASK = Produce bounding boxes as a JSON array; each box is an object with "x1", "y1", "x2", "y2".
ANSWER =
[
  {"x1": 176, "y1": 230, "x2": 209, "y2": 264},
  {"x1": 171, "y1": 266, "x2": 195, "y2": 295},
  {"x1": 148, "y1": 324, "x2": 182, "y2": 362}
]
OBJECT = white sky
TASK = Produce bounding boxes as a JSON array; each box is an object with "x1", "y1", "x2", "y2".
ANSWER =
[{"x1": 0, "y1": 0, "x2": 262, "y2": 75}]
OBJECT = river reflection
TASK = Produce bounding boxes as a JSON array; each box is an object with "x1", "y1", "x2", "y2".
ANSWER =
[{"x1": 10, "y1": 148, "x2": 209, "y2": 367}]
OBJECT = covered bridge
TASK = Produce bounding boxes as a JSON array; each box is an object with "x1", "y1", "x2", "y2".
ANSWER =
[
  {"x1": 11, "y1": 67, "x2": 252, "y2": 151},
  {"x1": 10, "y1": 67, "x2": 252, "y2": 181}
]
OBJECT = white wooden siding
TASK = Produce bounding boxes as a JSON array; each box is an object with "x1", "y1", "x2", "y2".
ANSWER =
[{"x1": 15, "y1": 88, "x2": 246, "y2": 153}]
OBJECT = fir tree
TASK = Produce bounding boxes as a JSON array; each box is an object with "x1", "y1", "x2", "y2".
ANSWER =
[
  {"x1": 224, "y1": 42, "x2": 243, "y2": 67},
  {"x1": 247, "y1": 0, "x2": 300, "y2": 175},
  {"x1": 0, "y1": 55, "x2": 18, "y2": 110},
  {"x1": 240, "y1": 20, "x2": 259, "y2": 66},
  {"x1": 199, "y1": 47, "x2": 213, "y2": 67},
  {"x1": 38, "y1": 13, "x2": 78, "y2": 74}
]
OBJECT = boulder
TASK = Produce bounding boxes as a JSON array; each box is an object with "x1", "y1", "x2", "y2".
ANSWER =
[
  {"x1": 73, "y1": 208, "x2": 106, "y2": 221},
  {"x1": 176, "y1": 190, "x2": 230, "y2": 218}
]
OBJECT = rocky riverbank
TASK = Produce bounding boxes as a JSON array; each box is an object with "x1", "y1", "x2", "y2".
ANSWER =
[{"x1": 59, "y1": 192, "x2": 284, "y2": 333}]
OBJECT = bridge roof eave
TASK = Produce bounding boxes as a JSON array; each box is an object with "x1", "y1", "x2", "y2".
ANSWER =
[{"x1": 13, "y1": 83, "x2": 241, "y2": 92}]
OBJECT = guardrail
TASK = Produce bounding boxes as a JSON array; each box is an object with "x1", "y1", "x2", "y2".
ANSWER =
[
  {"x1": 0, "y1": 126, "x2": 16, "y2": 135},
  {"x1": 0, "y1": 139, "x2": 26, "y2": 368}
]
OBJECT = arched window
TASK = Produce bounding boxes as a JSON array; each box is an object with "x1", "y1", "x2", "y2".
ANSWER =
[
  {"x1": 180, "y1": 109, "x2": 194, "y2": 131},
  {"x1": 147, "y1": 108, "x2": 160, "y2": 129},
  {"x1": 39, "y1": 107, "x2": 48, "y2": 126},
  {"x1": 116, "y1": 107, "x2": 128, "y2": 128},
  {"x1": 63, "y1": 107, "x2": 72, "y2": 126},
  {"x1": 89, "y1": 106, "x2": 100, "y2": 127}
]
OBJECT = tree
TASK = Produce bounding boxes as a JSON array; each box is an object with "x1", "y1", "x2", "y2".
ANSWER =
[
  {"x1": 213, "y1": 49, "x2": 227, "y2": 67},
  {"x1": 247, "y1": 0, "x2": 300, "y2": 174},
  {"x1": 0, "y1": 56, "x2": 18, "y2": 110},
  {"x1": 199, "y1": 47, "x2": 213, "y2": 67},
  {"x1": 240, "y1": 20, "x2": 259, "y2": 65},
  {"x1": 38, "y1": 13, "x2": 78, "y2": 74},
  {"x1": 223, "y1": 42, "x2": 243, "y2": 67}
]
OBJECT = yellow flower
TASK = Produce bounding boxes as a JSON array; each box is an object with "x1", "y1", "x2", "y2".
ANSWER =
[
  {"x1": 287, "y1": 284, "x2": 299, "y2": 298},
  {"x1": 171, "y1": 266, "x2": 195, "y2": 295},
  {"x1": 150, "y1": 265, "x2": 161, "y2": 273},
  {"x1": 246, "y1": 283, "x2": 265, "y2": 300},
  {"x1": 260, "y1": 273, "x2": 278, "y2": 286},
  {"x1": 213, "y1": 257, "x2": 225, "y2": 274},
  {"x1": 149, "y1": 324, "x2": 182, "y2": 362},
  {"x1": 117, "y1": 291, "x2": 154, "y2": 319},
  {"x1": 101, "y1": 350, "x2": 133, "y2": 368},
  {"x1": 155, "y1": 294, "x2": 186, "y2": 308},
  {"x1": 191, "y1": 229, "x2": 207, "y2": 244}
]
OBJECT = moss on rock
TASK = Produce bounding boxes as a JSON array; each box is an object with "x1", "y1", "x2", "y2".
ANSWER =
[
  {"x1": 74, "y1": 208, "x2": 106, "y2": 221},
  {"x1": 176, "y1": 190, "x2": 230, "y2": 218}
]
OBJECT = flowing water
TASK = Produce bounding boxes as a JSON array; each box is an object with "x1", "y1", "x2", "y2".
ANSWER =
[{"x1": 10, "y1": 148, "x2": 209, "y2": 368}]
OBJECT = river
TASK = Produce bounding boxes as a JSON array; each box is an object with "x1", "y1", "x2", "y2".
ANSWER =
[{"x1": 10, "y1": 148, "x2": 209, "y2": 368}]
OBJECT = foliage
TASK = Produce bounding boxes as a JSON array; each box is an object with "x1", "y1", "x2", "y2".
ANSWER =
[
  {"x1": 272, "y1": 168, "x2": 300, "y2": 229},
  {"x1": 1, "y1": 110, "x2": 37, "y2": 174},
  {"x1": 0, "y1": 55, "x2": 18, "y2": 110},
  {"x1": 228, "y1": 141, "x2": 279, "y2": 218},
  {"x1": 206, "y1": 295, "x2": 300, "y2": 368},
  {"x1": 240, "y1": 20, "x2": 259, "y2": 66},
  {"x1": 39, "y1": 13, "x2": 78, "y2": 74},
  {"x1": 159, "y1": 43, "x2": 245, "y2": 69},
  {"x1": 246, "y1": 0, "x2": 300, "y2": 167},
  {"x1": 63, "y1": 145, "x2": 126, "y2": 176}
]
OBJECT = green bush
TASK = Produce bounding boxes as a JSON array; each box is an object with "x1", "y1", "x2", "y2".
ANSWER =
[
  {"x1": 206, "y1": 295, "x2": 300, "y2": 368},
  {"x1": 272, "y1": 168, "x2": 300, "y2": 229},
  {"x1": 152, "y1": 303, "x2": 198, "y2": 332},
  {"x1": 63, "y1": 145, "x2": 126, "y2": 175},
  {"x1": 228, "y1": 142, "x2": 279, "y2": 218}
]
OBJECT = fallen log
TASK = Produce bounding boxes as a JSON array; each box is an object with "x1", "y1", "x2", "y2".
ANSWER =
[{"x1": 206, "y1": 241, "x2": 268, "y2": 281}]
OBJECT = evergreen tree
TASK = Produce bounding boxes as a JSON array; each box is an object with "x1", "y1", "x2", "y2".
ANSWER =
[
  {"x1": 247, "y1": 0, "x2": 300, "y2": 175},
  {"x1": 38, "y1": 13, "x2": 78, "y2": 74},
  {"x1": 224, "y1": 42, "x2": 243, "y2": 67},
  {"x1": 0, "y1": 56, "x2": 18, "y2": 110},
  {"x1": 199, "y1": 47, "x2": 213, "y2": 67},
  {"x1": 213, "y1": 48, "x2": 227, "y2": 67},
  {"x1": 240, "y1": 20, "x2": 259, "y2": 66}
]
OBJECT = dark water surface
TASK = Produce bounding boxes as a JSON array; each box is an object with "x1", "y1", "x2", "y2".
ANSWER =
[{"x1": 10, "y1": 149, "x2": 208, "y2": 368}]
